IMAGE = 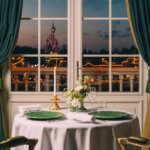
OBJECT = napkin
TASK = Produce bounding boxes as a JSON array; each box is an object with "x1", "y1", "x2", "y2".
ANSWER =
[
  {"x1": 18, "y1": 104, "x2": 41, "y2": 115},
  {"x1": 66, "y1": 112, "x2": 96, "y2": 123}
]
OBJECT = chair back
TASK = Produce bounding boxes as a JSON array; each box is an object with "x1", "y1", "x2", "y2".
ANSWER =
[
  {"x1": 0, "y1": 136, "x2": 38, "y2": 150},
  {"x1": 118, "y1": 137, "x2": 150, "y2": 150}
]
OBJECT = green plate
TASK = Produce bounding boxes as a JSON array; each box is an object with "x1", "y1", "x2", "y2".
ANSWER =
[
  {"x1": 25, "y1": 111, "x2": 64, "y2": 120},
  {"x1": 89, "y1": 111, "x2": 130, "y2": 120}
]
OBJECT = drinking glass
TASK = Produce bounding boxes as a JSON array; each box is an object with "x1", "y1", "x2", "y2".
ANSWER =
[
  {"x1": 88, "y1": 87, "x2": 97, "y2": 108},
  {"x1": 62, "y1": 88, "x2": 70, "y2": 111}
]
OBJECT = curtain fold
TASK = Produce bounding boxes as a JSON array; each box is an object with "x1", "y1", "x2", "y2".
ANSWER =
[
  {"x1": 126, "y1": 0, "x2": 150, "y2": 149},
  {"x1": 0, "y1": 0, "x2": 23, "y2": 144}
]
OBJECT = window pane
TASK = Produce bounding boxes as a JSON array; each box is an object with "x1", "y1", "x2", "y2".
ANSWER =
[
  {"x1": 83, "y1": 0, "x2": 108, "y2": 17},
  {"x1": 112, "y1": 57, "x2": 139, "y2": 92},
  {"x1": 40, "y1": 57, "x2": 67, "y2": 92},
  {"x1": 82, "y1": 57, "x2": 109, "y2": 92},
  {"x1": 41, "y1": 21, "x2": 67, "y2": 54},
  {"x1": 11, "y1": 57, "x2": 38, "y2": 92},
  {"x1": 83, "y1": 21, "x2": 109, "y2": 55},
  {"x1": 13, "y1": 21, "x2": 38, "y2": 54},
  {"x1": 22, "y1": 0, "x2": 38, "y2": 17},
  {"x1": 41, "y1": 0, "x2": 67, "y2": 17},
  {"x1": 112, "y1": 0, "x2": 127, "y2": 17},
  {"x1": 112, "y1": 21, "x2": 138, "y2": 55}
]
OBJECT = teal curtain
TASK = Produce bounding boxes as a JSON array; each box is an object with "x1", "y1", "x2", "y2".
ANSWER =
[
  {"x1": 0, "y1": 0, "x2": 23, "y2": 144},
  {"x1": 126, "y1": 0, "x2": 150, "y2": 91},
  {"x1": 126, "y1": 0, "x2": 150, "y2": 147}
]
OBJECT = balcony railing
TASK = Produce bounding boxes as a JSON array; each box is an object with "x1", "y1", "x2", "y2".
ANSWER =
[{"x1": 11, "y1": 67, "x2": 139, "y2": 92}]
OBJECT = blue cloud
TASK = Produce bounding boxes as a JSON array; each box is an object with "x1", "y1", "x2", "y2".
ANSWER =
[
  {"x1": 112, "y1": 30, "x2": 130, "y2": 37},
  {"x1": 83, "y1": 32, "x2": 91, "y2": 36},
  {"x1": 126, "y1": 27, "x2": 131, "y2": 32},
  {"x1": 104, "y1": 34, "x2": 109, "y2": 39},
  {"x1": 112, "y1": 30, "x2": 121, "y2": 35}
]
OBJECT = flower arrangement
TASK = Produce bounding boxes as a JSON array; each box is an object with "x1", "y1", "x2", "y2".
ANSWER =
[{"x1": 65, "y1": 76, "x2": 91, "y2": 110}]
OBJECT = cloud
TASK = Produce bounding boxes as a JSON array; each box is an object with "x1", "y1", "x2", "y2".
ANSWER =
[
  {"x1": 112, "y1": 30, "x2": 130, "y2": 37},
  {"x1": 112, "y1": 30, "x2": 121, "y2": 35},
  {"x1": 113, "y1": 33, "x2": 130, "y2": 38},
  {"x1": 104, "y1": 35, "x2": 109, "y2": 39},
  {"x1": 96, "y1": 30, "x2": 101, "y2": 34},
  {"x1": 83, "y1": 32, "x2": 90, "y2": 36},
  {"x1": 113, "y1": 21, "x2": 121, "y2": 25},
  {"x1": 126, "y1": 27, "x2": 131, "y2": 32},
  {"x1": 95, "y1": 30, "x2": 109, "y2": 39},
  {"x1": 96, "y1": 30, "x2": 102, "y2": 37}
]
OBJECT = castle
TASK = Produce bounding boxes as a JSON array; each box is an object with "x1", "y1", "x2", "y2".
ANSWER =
[{"x1": 45, "y1": 23, "x2": 60, "y2": 54}]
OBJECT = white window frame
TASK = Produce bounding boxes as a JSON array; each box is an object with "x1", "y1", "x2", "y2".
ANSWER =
[
  {"x1": 75, "y1": 0, "x2": 142, "y2": 95},
  {"x1": 8, "y1": 0, "x2": 143, "y2": 103}
]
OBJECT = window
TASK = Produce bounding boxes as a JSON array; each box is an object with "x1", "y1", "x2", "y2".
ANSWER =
[
  {"x1": 11, "y1": 0, "x2": 141, "y2": 94},
  {"x1": 82, "y1": 0, "x2": 140, "y2": 93},
  {"x1": 11, "y1": 0, "x2": 68, "y2": 92}
]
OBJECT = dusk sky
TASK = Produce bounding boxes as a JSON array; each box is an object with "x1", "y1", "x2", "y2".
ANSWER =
[{"x1": 16, "y1": 0, "x2": 134, "y2": 53}]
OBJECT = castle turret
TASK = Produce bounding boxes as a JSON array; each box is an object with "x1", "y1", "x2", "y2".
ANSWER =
[{"x1": 45, "y1": 23, "x2": 60, "y2": 54}]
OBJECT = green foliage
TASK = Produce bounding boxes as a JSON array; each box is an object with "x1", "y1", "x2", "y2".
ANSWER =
[{"x1": 66, "y1": 76, "x2": 90, "y2": 102}]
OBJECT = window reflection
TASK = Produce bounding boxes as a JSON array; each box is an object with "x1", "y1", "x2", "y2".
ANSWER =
[
  {"x1": 83, "y1": 21, "x2": 109, "y2": 55},
  {"x1": 83, "y1": 0, "x2": 109, "y2": 17},
  {"x1": 41, "y1": 0, "x2": 67, "y2": 17},
  {"x1": 41, "y1": 21, "x2": 67, "y2": 54},
  {"x1": 83, "y1": 57, "x2": 109, "y2": 92},
  {"x1": 112, "y1": 21, "x2": 138, "y2": 55},
  {"x1": 112, "y1": 0, "x2": 127, "y2": 17},
  {"x1": 40, "y1": 57, "x2": 67, "y2": 92},
  {"x1": 13, "y1": 21, "x2": 38, "y2": 54},
  {"x1": 22, "y1": 0, "x2": 38, "y2": 17},
  {"x1": 11, "y1": 57, "x2": 38, "y2": 91},
  {"x1": 112, "y1": 57, "x2": 139, "y2": 92}
]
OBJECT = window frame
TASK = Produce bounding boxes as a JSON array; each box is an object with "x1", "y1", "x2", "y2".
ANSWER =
[
  {"x1": 9, "y1": 0, "x2": 143, "y2": 103},
  {"x1": 81, "y1": 0, "x2": 142, "y2": 94}
]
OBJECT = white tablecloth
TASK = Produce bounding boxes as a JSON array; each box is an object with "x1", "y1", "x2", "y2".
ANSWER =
[{"x1": 11, "y1": 109, "x2": 140, "y2": 150}]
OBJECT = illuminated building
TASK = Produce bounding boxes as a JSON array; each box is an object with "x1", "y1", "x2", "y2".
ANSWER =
[{"x1": 45, "y1": 23, "x2": 60, "y2": 54}]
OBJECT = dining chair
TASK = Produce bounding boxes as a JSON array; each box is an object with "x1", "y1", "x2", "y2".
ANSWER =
[
  {"x1": 118, "y1": 136, "x2": 150, "y2": 150},
  {"x1": 0, "y1": 136, "x2": 38, "y2": 150}
]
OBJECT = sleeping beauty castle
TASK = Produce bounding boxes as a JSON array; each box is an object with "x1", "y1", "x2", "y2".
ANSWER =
[{"x1": 45, "y1": 23, "x2": 60, "y2": 54}]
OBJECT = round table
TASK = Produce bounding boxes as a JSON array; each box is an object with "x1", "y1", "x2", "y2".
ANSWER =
[{"x1": 11, "y1": 109, "x2": 140, "y2": 150}]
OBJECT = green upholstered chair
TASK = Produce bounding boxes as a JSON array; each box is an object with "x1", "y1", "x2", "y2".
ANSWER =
[
  {"x1": 118, "y1": 136, "x2": 150, "y2": 150},
  {"x1": 0, "y1": 136, "x2": 38, "y2": 150}
]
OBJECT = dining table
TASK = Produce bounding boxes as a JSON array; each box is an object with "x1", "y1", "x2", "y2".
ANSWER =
[{"x1": 11, "y1": 108, "x2": 140, "y2": 150}]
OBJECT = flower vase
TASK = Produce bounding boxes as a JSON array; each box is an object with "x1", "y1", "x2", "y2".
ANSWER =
[
  {"x1": 69, "y1": 105, "x2": 78, "y2": 112},
  {"x1": 78, "y1": 99, "x2": 87, "y2": 111}
]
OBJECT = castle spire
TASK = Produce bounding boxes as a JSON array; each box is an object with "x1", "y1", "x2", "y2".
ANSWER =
[
  {"x1": 51, "y1": 22, "x2": 56, "y2": 32},
  {"x1": 45, "y1": 22, "x2": 60, "y2": 54}
]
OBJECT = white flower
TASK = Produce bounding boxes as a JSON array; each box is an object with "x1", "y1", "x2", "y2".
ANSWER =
[
  {"x1": 84, "y1": 76, "x2": 89, "y2": 81},
  {"x1": 66, "y1": 98, "x2": 71, "y2": 105},
  {"x1": 75, "y1": 85, "x2": 83, "y2": 91},
  {"x1": 83, "y1": 85, "x2": 88, "y2": 90},
  {"x1": 71, "y1": 99, "x2": 80, "y2": 107}
]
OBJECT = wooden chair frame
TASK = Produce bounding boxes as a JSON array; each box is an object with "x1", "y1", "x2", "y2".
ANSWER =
[
  {"x1": 118, "y1": 137, "x2": 150, "y2": 150},
  {"x1": 0, "y1": 136, "x2": 38, "y2": 150}
]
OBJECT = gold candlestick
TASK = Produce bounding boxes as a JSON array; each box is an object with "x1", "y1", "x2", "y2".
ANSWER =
[{"x1": 49, "y1": 95, "x2": 61, "y2": 110}]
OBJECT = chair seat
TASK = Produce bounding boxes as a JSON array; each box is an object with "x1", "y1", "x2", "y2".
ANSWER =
[{"x1": 128, "y1": 136, "x2": 150, "y2": 145}]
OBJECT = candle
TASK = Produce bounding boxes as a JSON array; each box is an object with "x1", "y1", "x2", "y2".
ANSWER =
[{"x1": 54, "y1": 67, "x2": 57, "y2": 96}]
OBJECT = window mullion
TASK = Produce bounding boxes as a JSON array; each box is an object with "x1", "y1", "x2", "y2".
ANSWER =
[
  {"x1": 73, "y1": 0, "x2": 82, "y2": 86},
  {"x1": 37, "y1": 0, "x2": 41, "y2": 92},
  {"x1": 109, "y1": 0, "x2": 112, "y2": 93},
  {"x1": 68, "y1": 0, "x2": 74, "y2": 89}
]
